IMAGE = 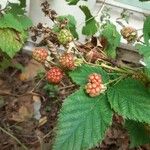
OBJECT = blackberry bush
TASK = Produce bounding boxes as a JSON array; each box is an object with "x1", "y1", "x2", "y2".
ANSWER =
[{"x1": 30, "y1": 1, "x2": 150, "y2": 150}]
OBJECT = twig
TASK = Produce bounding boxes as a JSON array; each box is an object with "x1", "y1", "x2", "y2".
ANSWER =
[
  {"x1": 96, "y1": 0, "x2": 107, "y2": 20},
  {"x1": 43, "y1": 128, "x2": 55, "y2": 139},
  {"x1": 0, "y1": 126, "x2": 28, "y2": 150},
  {"x1": 37, "y1": 135, "x2": 44, "y2": 150},
  {"x1": 0, "y1": 90, "x2": 18, "y2": 97},
  {"x1": 0, "y1": 90, "x2": 45, "y2": 101},
  {"x1": 31, "y1": 126, "x2": 56, "y2": 147},
  {"x1": 31, "y1": 74, "x2": 46, "y2": 92},
  {"x1": 137, "y1": 34, "x2": 144, "y2": 43},
  {"x1": 59, "y1": 84, "x2": 76, "y2": 90}
]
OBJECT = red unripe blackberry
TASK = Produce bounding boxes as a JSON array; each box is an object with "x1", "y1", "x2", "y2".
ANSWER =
[
  {"x1": 85, "y1": 82, "x2": 102, "y2": 97},
  {"x1": 88, "y1": 73, "x2": 102, "y2": 84},
  {"x1": 46, "y1": 67, "x2": 63, "y2": 84},
  {"x1": 85, "y1": 73, "x2": 106, "y2": 97},
  {"x1": 59, "y1": 53, "x2": 75, "y2": 70},
  {"x1": 32, "y1": 47, "x2": 48, "y2": 63}
]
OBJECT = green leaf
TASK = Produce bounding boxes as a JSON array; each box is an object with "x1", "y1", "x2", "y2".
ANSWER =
[
  {"x1": 139, "y1": 0, "x2": 150, "y2": 2},
  {"x1": 43, "y1": 83, "x2": 59, "y2": 97},
  {"x1": 82, "y1": 19, "x2": 98, "y2": 36},
  {"x1": 6, "y1": 0, "x2": 26, "y2": 15},
  {"x1": 101, "y1": 23, "x2": 121, "y2": 58},
  {"x1": 0, "y1": 59, "x2": 25, "y2": 72},
  {"x1": 20, "y1": 30, "x2": 28, "y2": 42},
  {"x1": 0, "y1": 13, "x2": 23, "y2": 32},
  {"x1": 136, "y1": 45, "x2": 150, "y2": 68},
  {"x1": 143, "y1": 16, "x2": 150, "y2": 45},
  {"x1": 0, "y1": 58, "x2": 11, "y2": 71},
  {"x1": 79, "y1": 5, "x2": 98, "y2": 36},
  {"x1": 107, "y1": 78, "x2": 150, "y2": 123},
  {"x1": 0, "y1": 28, "x2": 26, "y2": 58},
  {"x1": 13, "y1": 63, "x2": 25, "y2": 72},
  {"x1": 20, "y1": 0, "x2": 26, "y2": 8},
  {"x1": 56, "y1": 15, "x2": 78, "y2": 39},
  {"x1": 125, "y1": 120, "x2": 150, "y2": 147},
  {"x1": 136, "y1": 44, "x2": 150, "y2": 56},
  {"x1": 66, "y1": 0, "x2": 80, "y2": 5},
  {"x1": 144, "y1": 68, "x2": 150, "y2": 80},
  {"x1": 16, "y1": 16, "x2": 33, "y2": 30},
  {"x1": 69, "y1": 64, "x2": 109, "y2": 86},
  {"x1": 136, "y1": 44, "x2": 150, "y2": 79},
  {"x1": 1, "y1": 1, "x2": 32, "y2": 33},
  {"x1": 66, "y1": 0, "x2": 87, "y2": 5},
  {"x1": 53, "y1": 88, "x2": 113, "y2": 150},
  {"x1": 6, "y1": 3, "x2": 25, "y2": 15}
]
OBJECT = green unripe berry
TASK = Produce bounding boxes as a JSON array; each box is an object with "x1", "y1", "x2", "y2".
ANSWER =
[{"x1": 57, "y1": 29, "x2": 73, "y2": 45}]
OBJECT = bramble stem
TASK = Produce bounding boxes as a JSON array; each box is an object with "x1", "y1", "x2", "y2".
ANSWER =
[{"x1": 100, "y1": 63, "x2": 135, "y2": 74}]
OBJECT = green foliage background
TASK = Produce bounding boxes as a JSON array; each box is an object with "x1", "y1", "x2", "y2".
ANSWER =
[{"x1": 0, "y1": 0, "x2": 32, "y2": 58}]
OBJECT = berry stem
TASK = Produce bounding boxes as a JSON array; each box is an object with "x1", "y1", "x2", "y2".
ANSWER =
[
  {"x1": 45, "y1": 60, "x2": 57, "y2": 66},
  {"x1": 105, "y1": 75, "x2": 127, "y2": 86}
]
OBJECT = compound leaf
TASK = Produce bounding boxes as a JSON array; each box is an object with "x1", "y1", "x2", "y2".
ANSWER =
[
  {"x1": 101, "y1": 23, "x2": 121, "y2": 59},
  {"x1": 0, "y1": 28, "x2": 27, "y2": 58},
  {"x1": 55, "y1": 15, "x2": 78, "y2": 39},
  {"x1": 6, "y1": 0, "x2": 26, "y2": 15},
  {"x1": 136, "y1": 44, "x2": 150, "y2": 79},
  {"x1": 69, "y1": 64, "x2": 109, "y2": 86},
  {"x1": 53, "y1": 88, "x2": 113, "y2": 150},
  {"x1": 143, "y1": 16, "x2": 150, "y2": 45},
  {"x1": 66, "y1": 0, "x2": 80, "y2": 5},
  {"x1": 125, "y1": 120, "x2": 150, "y2": 147},
  {"x1": 107, "y1": 78, "x2": 150, "y2": 123},
  {"x1": 79, "y1": 5, "x2": 98, "y2": 36},
  {"x1": 0, "y1": 13, "x2": 23, "y2": 32},
  {"x1": 16, "y1": 15, "x2": 33, "y2": 30},
  {"x1": 66, "y1": 0, "x2": 87, "y2": 5}
]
